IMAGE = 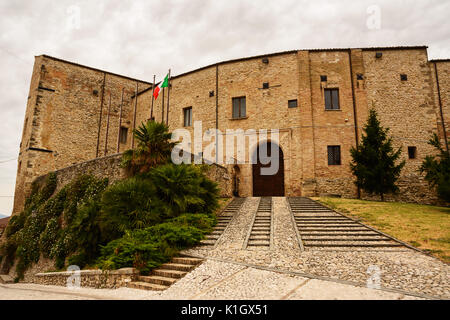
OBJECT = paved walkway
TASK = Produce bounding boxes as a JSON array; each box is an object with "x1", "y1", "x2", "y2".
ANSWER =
[{"x1": 0, "y1": 259, "x2": 424, "y2": 300}]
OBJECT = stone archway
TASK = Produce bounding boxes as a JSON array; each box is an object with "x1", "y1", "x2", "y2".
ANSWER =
[{"x1": 252, "y1": 141, "x2": 285, "y2": 196}]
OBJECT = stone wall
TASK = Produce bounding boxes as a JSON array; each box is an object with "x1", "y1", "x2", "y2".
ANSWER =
[
  {"x1": 33, "y1": 268, "x2": 139, "y2": 289},
  {"x1": 32, "y1": 153, "x2": 127, "y2": 193},
  {"x1": 13, "y1": 47, "x2": 450, "y2": 210},
  {"x1": 27, "y1": 153, "x2": 232, "y2": 209}
]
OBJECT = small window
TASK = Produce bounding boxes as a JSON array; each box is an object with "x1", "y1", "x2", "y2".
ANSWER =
[
  {"x1": 375, "y1": 52, "x2": 383, "y2": 58},
  {"x1": 119, "y1": 127, "x2": 128, "y2": 144},
  {"x1": 400, "y1": 74, "x2": 408, "y2": 81},
  {"x1": 357, "y1": 73, "x2": 364, "y2": 80},
  {"x1": 262, "y1": 82, "x2": 269, "y2": 89},
  {"x1": 183, "y1": 107, "x2": 192, "y2": 127},
  {"x1": 209, "y1": 91, "x2": 214, "y2": 97},
  {"x1": 288, "y1": 99, "x2": 298, "y2": 108},
  {"x1": 320, "y1": 75, "x2": 327, "y2": 82},
  {"x1": 232, "y1": 96, "x2": 246, "y2": 119},
  {"x1": 408, "y1": 146, "x2": 417, "y2": 159},
  {"x1": 328, "y1": 146, "x2": 341, "y2": 165},
  {"x1": 324, "y1": 88, "x2": 340, "y2": 110}
]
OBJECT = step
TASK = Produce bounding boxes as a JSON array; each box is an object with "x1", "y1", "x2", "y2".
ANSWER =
[
  {"x1": 0, "y1": 275, "x2": 13, "y2": 284},
  {"x1": 299, "y1": 228, "x2": 370, "y2": 232},
  {"x1": 160, "y1": 263, "x2": 195, "y2": 272},
  {"x1": 252, "y1": 228, "x2": 270, "y2": 232},
  {"x1": 250, "y1": 236, "x2": 270, "y2": 240},
  {"x1": 251, "y1": 231, "x2": 270, "y2": 235},
  {"x1": 304, "y1": 243, "x2": 404, "y2": 248},
  {"x1": 200, "y1": 239, "x2": 216, "y2": 245},
  {"x1": 138, "y1": 275, "x2": 177, "y2": 286},
  {"x1": 127, "y1": 281, "x2": 168, "y2": 291},
  {"x1": 153, "y1": 269, "x2": 188, "y2": 279},
  {"x1": 172, "y1": 257, "x2": 203, "y2": 265},
  {"x1": 247, "y1": 241, "x2": 270, "y2": 246}
]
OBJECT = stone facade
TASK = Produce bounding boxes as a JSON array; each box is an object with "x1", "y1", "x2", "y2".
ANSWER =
[{"x1": 12, "y1": 47, "x2": 450, "y2": 214}]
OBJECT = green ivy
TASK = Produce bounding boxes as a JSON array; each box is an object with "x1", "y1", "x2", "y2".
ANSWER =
[{"x1": 0, "y1": 173, "x2": 109, "y2": 279}]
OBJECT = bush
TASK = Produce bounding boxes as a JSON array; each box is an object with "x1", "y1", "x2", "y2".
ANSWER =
[
  {"x1": 99, "y1": 177, "x2": 165, "y2": 240},
  {"x1": 97, "y1": 214, "x2": 212, "y2": 274},
  {"x1": 147, "y1": 163, "x2": 219, "y2": 217}
]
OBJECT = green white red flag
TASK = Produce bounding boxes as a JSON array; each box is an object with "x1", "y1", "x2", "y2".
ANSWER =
[{"x1": 153, "y1": 74, "x2": 169, "y2": 99}]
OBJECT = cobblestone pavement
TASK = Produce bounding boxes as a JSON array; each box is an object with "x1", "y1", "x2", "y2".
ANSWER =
[
  {"x1": 0, "y1": 260, "x2": 424, "y2": 300},
  {"x1": 183, "y1": 197, "x2": 450, "y2": 299}
]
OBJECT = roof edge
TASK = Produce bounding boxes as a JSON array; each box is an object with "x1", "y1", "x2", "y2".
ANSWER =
[
  {"x1": 430, "y1": 59, "x2": 450, "y2": 63},
  {"x1": 38, "y1": 54, "x2": 153, "y2": 85}
]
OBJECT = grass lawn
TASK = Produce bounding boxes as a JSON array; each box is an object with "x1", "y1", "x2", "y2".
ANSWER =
[{"x1": 313, "y1": 197, "x2": 450, "y2": 263}]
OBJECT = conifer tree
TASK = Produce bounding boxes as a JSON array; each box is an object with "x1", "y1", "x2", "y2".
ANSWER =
[
  {"x1": 350, "y1": 109, "x2": 405, "y2": 201},
  {"x1": 419, "y1": 133, "x2": 450, "y2": 202}
]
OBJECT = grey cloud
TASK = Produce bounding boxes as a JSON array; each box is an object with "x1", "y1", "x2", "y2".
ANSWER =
[{"x1": 0, "y1": 0, "x2": 449, "y2": 214}]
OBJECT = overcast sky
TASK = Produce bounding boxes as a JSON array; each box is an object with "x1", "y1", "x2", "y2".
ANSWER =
[{"x1": 0, "y1": 0, "x2": 449, "y2": 215}]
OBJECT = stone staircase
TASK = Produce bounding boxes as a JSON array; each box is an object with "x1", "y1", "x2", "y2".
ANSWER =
[
  {"x1": 245, "y1": 197, "x2": 272, "y2": 248},
  {"x1": 200, "y1": 197, "x2": 246, "y2": 247},
  {"x1": 127, "y1": 256, "x2": 202, "y2": 291}
]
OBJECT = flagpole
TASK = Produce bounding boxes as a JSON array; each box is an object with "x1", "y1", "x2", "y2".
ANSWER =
[
  {"x1": 150, "y1": 75, "x2": 155, "y2": 120},
  {"x1": 161, "y1": 82, "x2": 165, "y2": 123},
  {"x1": 166, "y1": 69, "x2": 171, "y2": 125}
]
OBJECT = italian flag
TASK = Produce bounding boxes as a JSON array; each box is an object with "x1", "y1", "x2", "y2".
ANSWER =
[{"x1": 153, "y1": 74, "x2": 169, "y2": 99}]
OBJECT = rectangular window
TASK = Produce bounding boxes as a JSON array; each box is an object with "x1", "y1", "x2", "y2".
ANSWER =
[
  {"x1": 327, "y1": 146, "x2": 341, "y2": 165},
  {"x1": 183, "y1": 107, "x2": 192, "y2": 127},
  {"x1": 119, "y1": 127, "x2": 128, "y2": 144},
  {"x1": 324, "y1": 88, "x2": 340, "y2": 110},
  {"x1": 408, "y1": 146, "x2": 417, "y2": 159},
  {"x1": 288, "y1": 99, "x2": 298, "y2": 108},
  {"x1": 232, "y1": 96, "x2": 246, "y2": 119}
]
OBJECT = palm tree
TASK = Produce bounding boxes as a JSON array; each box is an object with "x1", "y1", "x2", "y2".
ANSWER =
[{"x1": 121, "y1": 120, "x2": 175, "y2": 174}]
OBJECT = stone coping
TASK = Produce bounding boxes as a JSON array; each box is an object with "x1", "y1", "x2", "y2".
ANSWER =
[{"x1": 35, "y1": 268, "x2": 139, "y2": 277}]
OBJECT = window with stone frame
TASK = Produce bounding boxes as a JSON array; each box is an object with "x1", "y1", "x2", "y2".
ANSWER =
[
  {"x1": 119, "y1": 127, "x2": 128, "y2": 144},
  {"x1": 183, "y1": 107, "x2": 192, "y2": 127},
  {"x1": 324, "y1": 88, "x2": 340, "y2": 110},
  {"x1": 232, "y1": 96, "x2": 246, "y2": 119},
  {"x1": 327, "y1": 145, "x2": 341, "y2": 165}
]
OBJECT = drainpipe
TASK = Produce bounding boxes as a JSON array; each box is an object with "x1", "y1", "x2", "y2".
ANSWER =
[
  {"x1": 348, "y1": 49, "x2": 361, "y2": 199},
  {"x1": 434, "y1": 62, "x2": 448, "y2": 152}
]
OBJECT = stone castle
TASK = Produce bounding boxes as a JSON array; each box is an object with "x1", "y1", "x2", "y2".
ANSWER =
[{"x1": 12, "y1": 46, "x2": 450, "y2": 214}]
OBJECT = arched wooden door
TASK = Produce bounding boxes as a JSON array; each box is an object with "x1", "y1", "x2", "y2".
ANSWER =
[{"x1": 252, "y1": 141, "x2": 285, "y2": 196}]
